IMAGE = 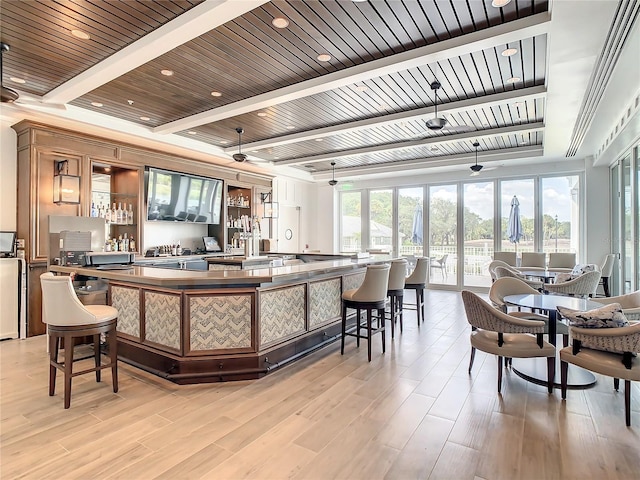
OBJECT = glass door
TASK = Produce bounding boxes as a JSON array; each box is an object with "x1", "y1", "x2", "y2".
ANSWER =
[
  {"x1": 463, "y1": 181, "x2": 494, "y2": 288},
  {"x1": 621, "y1": 155, "x2": 634, "y2": 293},
  {"x1": 398, "y1": 187, "x2": 424, "y2": 258},
  {"x1": 428, "y1": 184, "x2": 457, "y2": 286}
]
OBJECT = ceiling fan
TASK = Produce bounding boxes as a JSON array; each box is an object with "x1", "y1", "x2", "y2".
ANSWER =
[
  {"x1": 426, "y1": 80, "x2": 474, "y2": 134},
  {"x1": 1, "y1": 42, "x2": 67, "y2": 110},
  {"x1": 233, "y1": 127, "x2": 248, "y2": 162},
  {"x1": 328, "y1": 161, "x2": 338, "y2": 186},
  {"x1": 470, "y1": 141, "x2": 483, "y2": 176}
]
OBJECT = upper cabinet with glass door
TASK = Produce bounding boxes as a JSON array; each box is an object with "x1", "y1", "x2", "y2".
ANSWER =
[{"x1": 91, "y1": 162, "x2": 141, "y2": 253}]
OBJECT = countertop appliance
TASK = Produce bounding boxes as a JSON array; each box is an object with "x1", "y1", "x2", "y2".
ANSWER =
[{"x1": 81, "y1": 251, "x2": 135, "y2": 269}]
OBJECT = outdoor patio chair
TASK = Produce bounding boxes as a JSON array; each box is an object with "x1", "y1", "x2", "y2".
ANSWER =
[{"x1": 430, "y1": 254, "x2": 448, "y2": 279}]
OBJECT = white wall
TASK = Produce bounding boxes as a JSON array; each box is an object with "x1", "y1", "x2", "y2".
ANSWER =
[
  {"x1": 0, "y1": 118, "x2": 17, "y2": 231},
  {"x1": 272, "y1": 175, "x2": 319, "y2": 252}
]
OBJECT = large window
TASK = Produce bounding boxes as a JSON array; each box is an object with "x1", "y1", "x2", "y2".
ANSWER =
[
  {"x1": 341, "y1": 191, "x2": 362, "y2": 253},
  {"x1": 429, "y1": 184, "x2": 456, "y2": 286},
  {"x1": 500, "y1": 179, "x2": 535, "y2": 253},
  {"x1": 464, "y1": 182, "x2": 494, "y2": 287},
  {"x1": 398, "y1": 187, "x2": 423, "y2": 257},
  {"x1": 541, "y1": 176, "x2": 579, "y2": 255},
  {"x1": 369, "y1": 189, "x2": 393, "y2": 252}
]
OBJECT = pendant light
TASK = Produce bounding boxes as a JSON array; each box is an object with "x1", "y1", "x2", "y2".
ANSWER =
[
  {"x1": 470, "y1": 141, "x2": 483, "y2": 176},
  {"x1": 328, "y1": 161, "x2": 338, "y2": 186}
]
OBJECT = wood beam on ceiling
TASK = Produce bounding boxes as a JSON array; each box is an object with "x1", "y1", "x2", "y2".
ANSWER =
[
  {"x1": 155, "y1": 12, "x2": 551, "y2": 134},
  {"x1": 273, "y1": 123, "x2": 545, "y2": 166},
  {"x1": 42, "y1": 0, "x2": 269, "y2": 105},
  {"x1": 311, "y1": 145, "x2": 544, "y2": 179},
  {"x1": 227, "y1": 87, "x2": 547, "y2": 154}
]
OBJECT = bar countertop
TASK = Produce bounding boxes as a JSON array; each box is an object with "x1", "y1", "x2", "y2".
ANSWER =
[{"x1": 49, "y1": 255, "x2": 392, "y2": 287}]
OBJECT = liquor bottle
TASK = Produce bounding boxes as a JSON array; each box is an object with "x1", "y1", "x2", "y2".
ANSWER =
[
  {"x1": 116, "y1": 202, "x2": 122, "y2": 224},
  {"x1": 105, "y1": 236, "x2": 112, "y2": 252},
  {"x1": 127, "y1": 204, "x2": 134, "y2": 225},
  {"x1": 123, "y1": 233, "x2": 129, "y2": 252},
  {"x1": 129, "y1": 236, "x2": 136, "y2": 252},
  {"x1": 112, "y1": 203, "x2": 117, "y2": 224}
]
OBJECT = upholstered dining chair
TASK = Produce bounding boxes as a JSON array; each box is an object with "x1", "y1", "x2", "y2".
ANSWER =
[
  {"x1": 489, "y1": 277, "x2": 548, "y2": 321},
  {"x1": 493, "y1": 251, "x2": 517, "y2": 266},
  {"x1": 488, "y1": 260, "x2": 513, "y2": 282},
  {"x1": 520, "y1": 252, "x2": 546, "y2": 269},
  {"x1": 593, "y1": 291, "x2": 640, "y2": 321},
  {"x1": 560, "y1": 322, "x2": 640, "y2": 425},
  {"x1": 404, "y1": 257, "x2": 429, "y2": 324},
  {"x1": 548, "y1": 252, "x2": 576, "y2": 270},
  {"x1": 494, "y1": 266, "x2": 544, "y2": 291},
  {"x1": 341, "y1": 264, "x2": 390, "y2": 361},
  {"x1": 597, "y1": 254, "x2": 616, "y2": 297},
  {"x1": 461, "y1": 290, "x2": 556, "y2": 394},
  {"x1": 545, "y1": 270, "x2": 601, "y2": 298},
  {"x1": 387, "y1": 258, "x2": 407, "y2": 338},
  {"x1": 40, "y1": 272, "x2": 119, "y2": 409}
]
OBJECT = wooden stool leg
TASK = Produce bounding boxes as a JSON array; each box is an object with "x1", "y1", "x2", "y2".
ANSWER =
[
  {"x1": 94, "y1": 334, "x2": 101, "y2": 383},
  {"x1": 109, "y1": 327, "x2": 118, "y2": 393},
  {"x1": 380, "y1": 307, "x2": 385, "y2": 354},
  {"x1": 341, "y1": 303, "x2": 347, "y2": 355},
  {"x1": 419, "y1": 288, "x2": 425, "y2": 322},
  {"x1": 49, "y1": 334, "x2": 59, "y2": 396},
  {"x1": 468, "y1": 346, "x2": 476, "y2": 373},
  {"x1": 366, "y1": 309, "x2": 372, "y2": 362},
  {"x1": 497, "y1": 356, "x2": 503, "y2": 393},
  {"x1": 399, "y1": 295, "x2": 403, "y2": 333},
  {"x1": 389, "y1": 295, "x2": 395, "y2": 339},
  {"x1": 561, "y1": 361, "x2": 568, "y2": 400},
  {"x1": 356, "y1": 309, "x2": 361, "y2": 348},
  {"x1": 625, "y1": 380, "x2": 631, "y2": 426},
  {"x1": 63, "y1": 334, "x2": 74, "y2": 409},
  {"x1": 546, "y1": 357, "x2": 555, "y2": 394}
]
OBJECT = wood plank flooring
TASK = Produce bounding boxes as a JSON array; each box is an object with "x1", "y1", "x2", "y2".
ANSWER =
[{"x1": 1, "y1": 290, "x2": 639, "y2": 479}]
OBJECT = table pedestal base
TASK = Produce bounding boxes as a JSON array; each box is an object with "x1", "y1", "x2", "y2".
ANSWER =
[{"x1": 513, "y1": 357, "x2": 596, "y2": 390}]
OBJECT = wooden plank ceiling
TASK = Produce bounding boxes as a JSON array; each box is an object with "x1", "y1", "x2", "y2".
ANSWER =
[{"x1": 0, "y1": 0, "x2": 550, "y2": 178}]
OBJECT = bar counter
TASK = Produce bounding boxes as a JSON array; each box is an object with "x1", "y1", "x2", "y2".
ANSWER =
[{"x1": 50, "y1": 255, "x2": 390, "y2": 383}]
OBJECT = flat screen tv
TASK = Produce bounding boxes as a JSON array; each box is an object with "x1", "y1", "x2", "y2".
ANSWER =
[{"x1": 145, "y1": 167, "x2": 223, "y2": 224}]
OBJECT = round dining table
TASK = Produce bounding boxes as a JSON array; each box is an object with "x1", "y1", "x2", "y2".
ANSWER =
[
  {"x1": 517, "y1": 269, "x2": 559, "y2": 284},
  {"x1": 503, "y1": 294, "x2": 603, "y2": 389}
]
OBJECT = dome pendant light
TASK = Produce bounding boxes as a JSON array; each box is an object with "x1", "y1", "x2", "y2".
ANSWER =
[
  {"x1": 233, "y1": 127, "x2": 247, "y2": 162},
  {"x1": 470, "y1": 141, "x2": 483, "y2": 175},
  {"x1": 1, "y1": 43, "x2": 20, "y2": 103},
  {"x1": 328, "y1": 161, "x2": 338, "y2": 186}
]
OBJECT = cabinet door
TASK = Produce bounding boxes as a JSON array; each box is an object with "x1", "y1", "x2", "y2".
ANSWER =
[{"x1": 27, "y1": 263, "x2": 47, "y2": 337}]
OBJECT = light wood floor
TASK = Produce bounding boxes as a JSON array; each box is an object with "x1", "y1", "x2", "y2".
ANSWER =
[{"x1": 2, "y1": 290, "x2": 639, "y2": 480}]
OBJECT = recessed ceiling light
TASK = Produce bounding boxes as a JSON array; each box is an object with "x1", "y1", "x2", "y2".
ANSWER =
[
  {"x1": 127, "y1": 99, "x2": 134, "y2": 105},
  {"x1": 161, "y1": 69, "x2": 174, "y2": 76},
  {"x1": 315, "y1": 138, "x2": 323, "y2": 142},
  {"x1": 429, "y1": 146, "x2": 440, "y2": 151},
  {"x1": 257, "y1": 112, "x2": 268, "y2": 117},
  {"x1": 220, "y1": 140, "x2": 228, "y2": 145},
  {"x1": 91, "y1": 102, "x2": 103, "y2": 107},
  {"x1": 507, "y1": 76, "x2": 521, "y2": 84},
  {"x1": 10, "y1": 77, "x2": 25, "y2": 84},
  {"x1": 211, "y1": 91, "x2": 222, "y2": 97},
  {"x1": 501, "y1": 48, "x2": 518, "y2": 57},
  {"x1": 317, "y1": 53, "x2": 332, "y2": 62},
  {"x1": 355, "y1": 85, "x2": 368, "y2": 92},
  {"x1": 251, "y1": 150, "x2": 259, "y2": 153},
  {"x1": 271, "y1": 17, "x2": 289, "y2": 28},
  {"x1": 491, "y1": 0, "x2": 511, "y2": 7},
  {"x1": 71, "y1": 29, "x2": 90, "y2": 40},
  {"x1": 187, "y1": 131, "x2": 197, "y2": 135},
  {"x1": 140, "y1": 116, "x2": 150, "y2": 121},
  {"x1": 286, "y1": 125, "x2": 295, "y2": 130}
]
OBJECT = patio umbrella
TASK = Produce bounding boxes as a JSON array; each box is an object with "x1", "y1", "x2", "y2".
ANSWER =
[
  {"x1": 507, "y1": 195, "x2": 523, "y2": 250},
  {"x1": 411, "y1": 204, "x2": 423, "y2": 244}
]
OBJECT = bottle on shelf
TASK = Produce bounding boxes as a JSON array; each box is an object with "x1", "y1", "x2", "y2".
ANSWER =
[
  {"x1": 123, "y1": 233, "x2": 129, "y2": 252},
  {"x1": 129, "y1": 236, "x2": 136, "y2": 252},
  {"x1": 111, "y1": 202, "x2": 117, "y2": 224},
  {"x1": 105, "y1": 236, "x2": 112, "y2": 252},
  {"x1": 127, "y1": 204, "x2": 134, "y2": 225}
]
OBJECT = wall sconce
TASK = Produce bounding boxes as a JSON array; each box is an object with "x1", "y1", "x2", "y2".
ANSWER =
[
  {"x1": 260, "y1": 192, "x2": 279, "y2": 219},
  {"x1": 53, "y1": 160, "x2": 80, "y2": 205}
]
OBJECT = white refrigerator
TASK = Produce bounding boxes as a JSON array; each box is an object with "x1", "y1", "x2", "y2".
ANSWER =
[{"x1": 0, "y1": 258, "x2": 26, "y2": 340}]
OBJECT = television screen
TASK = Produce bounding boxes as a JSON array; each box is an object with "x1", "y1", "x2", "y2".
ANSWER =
[
  {"x1": 145, "y1": 168, "x2": 223, "y2": 224},
  {"x1": 0, "y1": 231, "x2": 16, "y2": 255}
]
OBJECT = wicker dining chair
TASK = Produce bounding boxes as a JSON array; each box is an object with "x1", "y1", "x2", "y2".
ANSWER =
[
  {"x1": 545, "y1": 270, "x2": 601, "y2": 298},
  {"x1": 494, "y1": 266, "x2": 544, "y2": 291},
  {"x1": 461, "y1": 290, "x2": 555, "y2": 394},
  {"x1": 593, "y1": 291, "x2": 640, "y2": 322}
]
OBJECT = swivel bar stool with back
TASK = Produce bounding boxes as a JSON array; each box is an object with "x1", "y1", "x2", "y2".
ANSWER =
[
  {"x1": 341, "y1": 264, "x2": 390, "y2": 361},
  {"x1": 404, "y1": 257, "x2": 429, "y2": 324},
  {"x1": 40, "y1": 272, "x2": 119, "y2": 408}
]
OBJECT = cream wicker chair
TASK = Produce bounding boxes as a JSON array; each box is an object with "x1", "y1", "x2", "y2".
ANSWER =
[
  {"x1": 40, "y1": 272, "x2": 119, "y2": 409},
  {"x1": 520, "y1": 252, "x2": 546, "y2": 269},
  {"x1": 489, "y1": 277, "x2": 548, "y2": 320},
  {"x1": 461, "y1": 290, "x2": 555, "y2": 394},
  {"x1": 493, "y1": 252, "x2": 517, "y2": 266},
  {"x1": 545, "y1": 270, "x2": 601, "y2": 298},
  {"x1": 494, "y1": 266, "x2": 544, "y2": 291},
  {"x1": 548, "y1": 252, "x2": 576, "y2": 271},
  {"x1": 593, "y1": 291, "x2": 640, "y2": 322},
  {"x1": 560, "y1": 322, "x2": 640, "y2": 426},
  {"x1": 341, "y1": 264, "x2": 390, "y2": 361},
  {"x1": 488, "y1": 260, "x2": 513, "y2": 282},
  {"x1": 597, "y1": 254, "x2": 616, "y2": 297}
]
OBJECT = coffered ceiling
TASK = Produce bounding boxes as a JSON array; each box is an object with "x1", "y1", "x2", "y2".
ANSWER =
[{"x1": 1, "y1": 0, "x2": 634, "y2": 182}]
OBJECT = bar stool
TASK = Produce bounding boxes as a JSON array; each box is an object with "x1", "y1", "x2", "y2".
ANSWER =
[
  {"x1": 341, "y1": 264, "x2": 390, "y2": 361},
  {"x1": 40, "y1": 273, "x2": 119, "y2": 409},
  {"x1": 387, "y1": 259, "x2": 407, "y2": 338},
  {"x1": 404, "y1": 257, "x2": 428, "y2": 324}
]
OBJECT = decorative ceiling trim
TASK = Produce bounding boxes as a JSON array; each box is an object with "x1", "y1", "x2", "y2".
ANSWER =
[
  {"x1": 154, "y1": 12, "x2": 551, "y2": 134},
  {"x1": 565, "y1": 0, "x2": 639, "y2": 157}
]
